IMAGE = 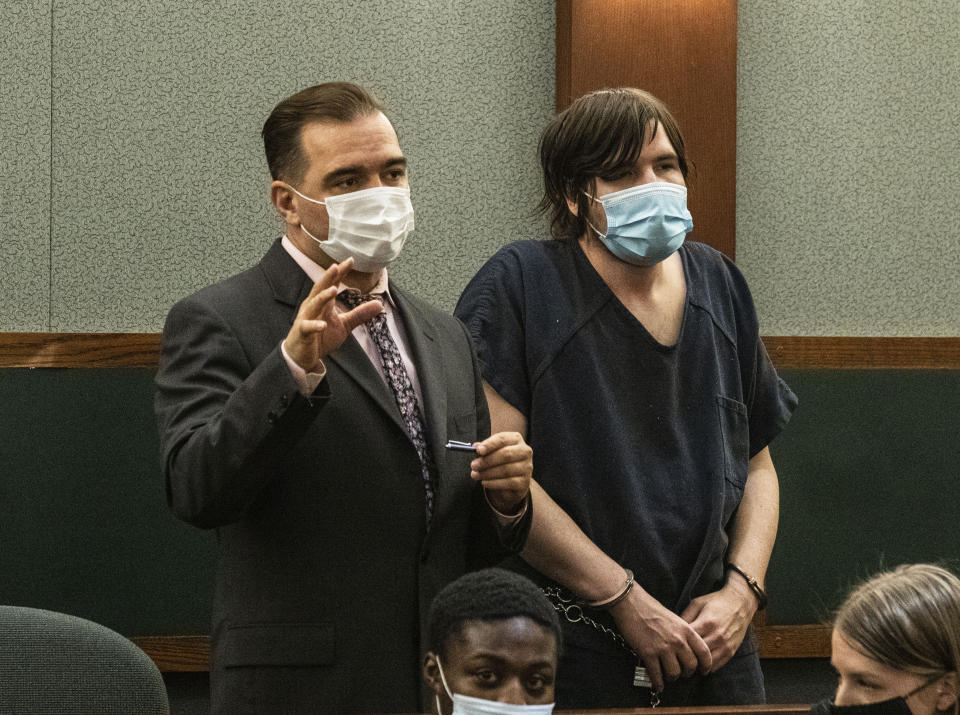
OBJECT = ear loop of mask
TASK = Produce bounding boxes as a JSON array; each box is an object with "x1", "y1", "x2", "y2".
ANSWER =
[
  {"x1": 903, "y1": 673, "x2": 945, "y2": 701},
  {"x1": 581, "y1": 191, "x2": 606, "y2": 239},
  {"x1": 435, "y1": 654, "x2": 454, "y2": 714},
  {"x1": 285, "y1": 184, "x2": 329, "y2": 246}
]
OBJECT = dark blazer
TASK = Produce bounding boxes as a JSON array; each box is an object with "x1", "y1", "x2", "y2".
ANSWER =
[{"x1": 155, "y1": 239, "x2": 525, "y2": 714}]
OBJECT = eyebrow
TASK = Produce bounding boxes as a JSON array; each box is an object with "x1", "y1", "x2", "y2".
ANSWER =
[
  {"x1": 465, "y1": 653, "x2": 555, "y2": 669},
  {"x1": 322, "y1": 157, "x2": 407, "y2": 186}
]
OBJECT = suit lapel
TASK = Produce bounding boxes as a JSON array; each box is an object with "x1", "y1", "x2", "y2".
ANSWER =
[
  {"x1": 391, "y1": 284, "x2": 448, "y2": 474},
  {"x1": 326, "y1": 338, "x2": 407, "y2": 434},
  {"x1": 260, "y1": 239, "x2": 407, "y2": 431}
]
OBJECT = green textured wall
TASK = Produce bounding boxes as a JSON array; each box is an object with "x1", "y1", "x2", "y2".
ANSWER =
[
  {"x1": 1, "y1": 1, "x2": 50, "y2": 331},
  {"x1": 1, "y1": 0, "x2": 554, "y2": 332},
  {"x1": 7, "y1": 1, "x2": 957, "y2": 337},
  {"x1": 738, "y1": 0, "x2": 960, "y2": 337}
]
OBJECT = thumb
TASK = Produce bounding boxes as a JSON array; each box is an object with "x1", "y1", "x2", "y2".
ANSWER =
[
  {"x1": 340, "y1": 301, "x2": 383, "y2": 332},
  {"x1": 680, "y1": 597, "x2": 705, "y2": 624}
]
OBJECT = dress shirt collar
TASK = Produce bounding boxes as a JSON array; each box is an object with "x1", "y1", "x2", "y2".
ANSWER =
[{"x1": 281, "y1": 235, "x2": 393, "y2": 304}]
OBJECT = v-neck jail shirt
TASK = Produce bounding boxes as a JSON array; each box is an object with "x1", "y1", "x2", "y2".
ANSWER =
[{"x1": 454, "y1": 239, "x2": 797, "y2": 611}]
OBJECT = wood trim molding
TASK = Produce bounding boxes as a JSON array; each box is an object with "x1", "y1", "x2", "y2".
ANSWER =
[
  {"x1": 763, "y1": 336, "x2": 960, "y2": 370},
  {"x1": 3, "y1": 333, "x2": 959, "y2": 370},
  {"x1": 0, "y1": 332, "x2": 161, "y2": 368},
  {"x1": 555, "y1": 0, "x2": 573, "y2": 111},
  {"x1": 755, "y1": 624, "x2": 832, "y2": 659},
  {"x1": 133, "y1": 625, "x2": 831, "y2": 672},
  {"x1": 132, "y1": 635, "x2": 210, "y2": 672}
]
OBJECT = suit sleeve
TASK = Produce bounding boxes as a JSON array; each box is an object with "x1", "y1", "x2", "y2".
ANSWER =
[{"x1": 154, "y1": 294, "x2": 327, "y2": 528}]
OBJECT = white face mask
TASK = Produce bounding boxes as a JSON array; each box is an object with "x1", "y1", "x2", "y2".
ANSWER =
[
  {"x1": 289, "y1": 185, "x2": 415, "y2": 273},
  {"x1": 435, "y1": 655, "x2": 555, "y2": 715}
]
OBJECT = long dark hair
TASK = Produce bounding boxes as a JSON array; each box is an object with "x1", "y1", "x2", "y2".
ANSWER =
[{"x1": 538, "y1": 88, "x2": 689, "y2": 241}]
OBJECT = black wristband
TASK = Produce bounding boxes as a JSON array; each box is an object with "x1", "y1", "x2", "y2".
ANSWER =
[{"x1": 727, "y1": 563, "x2": 768, "y2": 611}]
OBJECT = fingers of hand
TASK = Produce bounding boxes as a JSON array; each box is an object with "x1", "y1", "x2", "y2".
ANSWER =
[
  {"x1": 470, "y1": 453, "x2": 531, "y2": 482},
  {"x1": 471, "y1": 437, "x2": 531, "y2": 474},
  {"x1": 642, "y1": 658, "x2": 665, "y2": 693},
  {"x1": 660, "y1": 652, "x2": 684, "y2": 682},
  {"x1": 341, "y1": 300, "x2": 382, "y2": 332},
  {"x1": 317, "y1": 257, "x2": 353, "y2": 290},
  {"x1": 690, "y1": 630, "x2": 714, "y2": 674},
  {"x1": 475, "y1": 431, "x2": 524, "y2": 456},
  {"x1": 296, "y1": 318, "x2": 327, "y2": 337},
  {"x1": 300, "y1": 285, "x2": 339, "y2": 323}
]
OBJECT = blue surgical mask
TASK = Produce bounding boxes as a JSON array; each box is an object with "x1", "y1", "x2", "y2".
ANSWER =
[{"x1": 585, "y1": 181, "x2": 693, "y2": 266}]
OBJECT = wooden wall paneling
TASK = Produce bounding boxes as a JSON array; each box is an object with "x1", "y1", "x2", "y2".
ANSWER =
[
  {"x1": 3, "y1": 333, "x2": 960, "y2": 369},
  {"x1": 556, "y1": 0, "x2": 738, "y2": 259},
  {"x1": 132, "y1": 625, "x2": 832, "y2": 672},
  {"x1": 763, "y1": 337, "x2": 960, "y2": 370},
  {"x1": 0, "y1": 332, "x2": 161, "y2": 368}
]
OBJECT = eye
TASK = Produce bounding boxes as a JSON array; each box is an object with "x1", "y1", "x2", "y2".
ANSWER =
[
  {"x1": 525, "y1": 675, "x2": 546, "y2": 693},
  {"x1": 472, "y1": 669, "x2": 499, "y2": 688},
  {"x1": 336, "y1": 176, "x2": 359, "y2": 189},
  {"x1": 387, "y1": 167, "x2": 407, "y2": 181}
]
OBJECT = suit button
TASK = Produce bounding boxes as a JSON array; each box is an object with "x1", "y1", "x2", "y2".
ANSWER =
[
  {"x1": 267, "y1": 412, "x2": 278, "y2": 424},
  {"x1": 280, "y1": 394, "x2": 289, "y2": 407}
]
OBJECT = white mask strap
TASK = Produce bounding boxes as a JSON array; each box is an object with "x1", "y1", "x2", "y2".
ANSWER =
[
  {"x1": 436, "y1": 654, "x2": 455, "y2": 701},
  {"x1": 287, "y1": 184, "x2": 327, "y2": 206},
  {"x1": 298, "y1": 221, "x2": 328, "y2": 246}
]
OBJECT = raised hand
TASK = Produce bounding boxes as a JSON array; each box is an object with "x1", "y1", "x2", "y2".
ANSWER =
[{"x1": 283, "y1": 257, "x2": 383, "y2": 372}]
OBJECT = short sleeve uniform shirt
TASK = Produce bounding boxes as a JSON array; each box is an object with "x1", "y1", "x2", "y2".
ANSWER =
[{"x1": 455, "y1": 239, "x2": 797, "y2": 613}]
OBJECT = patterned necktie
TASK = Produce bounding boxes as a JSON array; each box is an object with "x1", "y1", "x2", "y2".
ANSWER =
[{"x1": 338, "y1": 290, "x2": 435, "y2": 525}]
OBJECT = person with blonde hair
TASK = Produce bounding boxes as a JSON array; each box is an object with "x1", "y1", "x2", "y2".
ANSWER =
[{"x1": 813, "y1": 563, "x2": 960, "y2": 714}]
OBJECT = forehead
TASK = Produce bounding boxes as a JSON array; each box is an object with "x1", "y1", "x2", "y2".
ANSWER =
[
  {"x1": 299, "y1": 112, "x2": 403, "y2": 179},
  {"x1": 598, "y1": 120, "x2": 678, "y2": 174},
  {"x1": 831, "y1": 629, "x2": 920, "y2": 686},
  {"x1": 642, "y1": 123, "x2": 678, "y2": 156},
  {"x1": 447, "y1": 617, "x2": 557, "y2": 664}
]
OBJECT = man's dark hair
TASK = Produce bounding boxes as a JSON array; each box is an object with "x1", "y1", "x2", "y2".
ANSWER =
[
  {"x1": 261, "y1": 82, "x2": 384, "y2": 183},
  {"x1": 538, "y1": 87, "x2": 690, "y2": 241},
  {"x1": 427, "y1": 568, "x2": 562, "y2": 657}
]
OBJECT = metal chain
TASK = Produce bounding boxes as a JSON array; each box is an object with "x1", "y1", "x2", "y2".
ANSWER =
[{"x1": 543, "y1": 586, "x2": 661, "y2": 708}]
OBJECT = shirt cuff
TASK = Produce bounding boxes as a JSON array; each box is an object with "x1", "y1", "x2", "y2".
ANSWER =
[
  {"x1": 281, "y1": 340, "x2": 326, "y2": 396},
  {"x1": 483, "y1": 487, "x2": 530, "y2": 526}
]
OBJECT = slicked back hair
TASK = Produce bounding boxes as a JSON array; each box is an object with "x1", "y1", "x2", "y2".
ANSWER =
[
  {"x1": 262, "y1": 82, "x2": 384, "y2": 183},
  {"x1": 539, "y1": 87, "x2": 690, "y2": 241},
  {"x1": 427, "y1": 568, "x2": 561, "y2": 658}
]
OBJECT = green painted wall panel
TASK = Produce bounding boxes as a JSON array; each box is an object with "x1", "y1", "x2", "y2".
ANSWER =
[
  {"x1": 766, "y1": 369, "x2": 960, "y2": 624},
  {"x1": 2, "y1": 369, "x2": 956, "y2": 633},
  {"x1": 0, "y1": 369, "x2": 214, "y2": 635}
]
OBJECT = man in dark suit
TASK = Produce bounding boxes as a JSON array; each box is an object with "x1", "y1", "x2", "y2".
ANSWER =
[{"x1": 155, "y1": 83, "x2": 533, "y2": 714}]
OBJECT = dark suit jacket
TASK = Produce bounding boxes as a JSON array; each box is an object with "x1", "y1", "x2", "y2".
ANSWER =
[{"x1": 155, "y1": 239, "x2": 527, "y2": 713}]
